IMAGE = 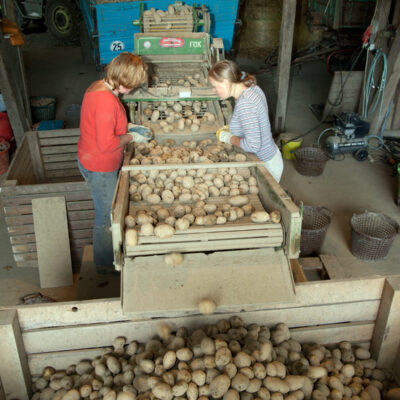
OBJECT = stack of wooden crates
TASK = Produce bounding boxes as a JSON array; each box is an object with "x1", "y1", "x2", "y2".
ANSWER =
[{"x1": 0, "y1": 128, "x2": 93, "y2": 269}]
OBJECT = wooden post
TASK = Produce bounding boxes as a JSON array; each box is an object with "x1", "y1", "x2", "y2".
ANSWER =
[
  {"x1": 26, "y1": 131, "x2": 46, "y2": 183},
  {"x1": 370, "y1": 276, "x2": 400, "y2": 369},
  {"x1": 370, "y1": 44, "x2": 400, "y2": 134},
  {"x1": 274, "y1": 0, "x2": 297, "y2": 134},
  {"x1": 0, "y1": 30, "x2": 30, "y2": 145},
  {"x1": 0, "y1": 310, "x2": 31, "y2": 400}
]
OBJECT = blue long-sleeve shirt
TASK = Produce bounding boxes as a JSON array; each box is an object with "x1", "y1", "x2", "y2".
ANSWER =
[{"x1": 229, "y1": 85, "x2": 278, "y2": 162}]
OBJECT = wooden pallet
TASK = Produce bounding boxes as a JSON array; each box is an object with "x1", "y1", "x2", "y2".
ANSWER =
[{"x1": 126, "y1": 194, "x2": 283, "y2": 256}]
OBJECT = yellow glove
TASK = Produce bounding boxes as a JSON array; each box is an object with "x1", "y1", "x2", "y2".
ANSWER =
[{"x1": 216, "y1": 126, "x2": 233, "y2": 144}]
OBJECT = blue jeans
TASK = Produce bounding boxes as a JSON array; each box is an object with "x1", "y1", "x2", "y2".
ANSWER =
[{"x1": 78, "y1": 160, "x2": 119, "y2": 269}]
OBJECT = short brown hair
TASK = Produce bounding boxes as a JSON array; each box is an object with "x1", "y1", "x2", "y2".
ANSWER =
[
  {"x1": 208, "y1": 60, "x2": 256, "y2": 88},
  {"x1": 105, "y1": 52, "x2": 148, "y2": 90}
]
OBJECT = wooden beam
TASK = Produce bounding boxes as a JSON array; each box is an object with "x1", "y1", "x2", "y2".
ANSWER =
[
  {"x1": 0, "y1": 30, "x2": 30, "y2": 145},
  {"x1": 393, "y1": 0, "x2": 400, "y2": 28},
  {"x1": 370, "y1": 276, "x2": 400, "y2": 368},
  {"x1": 26, "y1": 131, "x2": 46, "y2": 183},
  {"x1": 290, "y1": 259, "x2": 307, "y2": 282},
  {"x1": 274, "y1": 0, "x2": 297, "y2": 134},
  {"x1": 0, "y1": 310, "x2": 31, "y2": 400},
  {"x1": 370, "y1": 46, "x2": 400, "y2": 134}
]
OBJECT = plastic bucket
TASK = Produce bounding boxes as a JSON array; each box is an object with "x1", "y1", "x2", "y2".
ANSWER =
[
  {"x1": 282, "y1": 139, "x2": 303, "y2": 160},
  {"x1": 300, "y1": 206, "x2": 333, "y2": 256},
  {"x1": 350, "y1": 211, "x2": 399, "y2": 260},
  {"x1": 0, "y1": 140, "x2": 10, "y2": 175},
  {"x1": 0, "y1": 112, "x2": 13, "y2": 142}
]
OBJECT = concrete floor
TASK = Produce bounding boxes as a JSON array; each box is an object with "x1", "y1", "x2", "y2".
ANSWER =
[{"x1": 0, "y1": 32, "x2": 399, "y2": 307}]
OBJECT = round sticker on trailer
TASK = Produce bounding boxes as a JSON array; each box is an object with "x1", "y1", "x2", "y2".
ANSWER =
[
  {"x1": 144, "y1": 40, "x2": 151, "y2": 49},
  {"x1": 110, "y1": 41, "x2": 125, "y2": 52}
]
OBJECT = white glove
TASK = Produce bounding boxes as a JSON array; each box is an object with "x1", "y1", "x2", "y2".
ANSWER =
[
  {"x1": 127, "y1": 123, "x2": 153, "y2": 143},
  {"x1": 127, "y1": 131, "x2": 150, "y2": 143},
  {"x1": 216, "y1": 126, "x2": 233, "y2": 144}
]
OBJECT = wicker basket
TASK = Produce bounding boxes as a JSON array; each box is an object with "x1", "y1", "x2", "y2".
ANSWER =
[
  {"x1": 30, "y1": 96, "x2": 56, "y2": 122},
  {"x1": 350, "y1": 211, "x2": 399, "y2": 260},
  {"x1": 300, "y1": 205, "x2": 333, "y2": 256},
  {"x1": 294, "y1": 146, "x2": 330, "y2": 176}
]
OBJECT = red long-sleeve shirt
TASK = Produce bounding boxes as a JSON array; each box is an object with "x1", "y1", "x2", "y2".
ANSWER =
[{"x1": 78, "y1": 89, "x2": 127, "y2": 172}]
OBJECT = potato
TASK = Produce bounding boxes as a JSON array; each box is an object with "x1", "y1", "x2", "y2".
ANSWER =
[
  {"x1": 235, "y1": 153, "x2": 247, "y2": 162},
  {"x1": 307, "y1": 366, "x2": 327, "y2": 379},
  {"x1": 285, "y1": 376, "x2": 304, "y2": 391},
  {"x1": 355, "y1": 348, "x2": 371, "y2": 360},
  {"x1": 164, "y1": 252, "x2": 184, "y2": 266},
  {"x1": 210, "y1": 374, "x2": 231, "y2": 398},
  {"x1": 264, "y1": 377, "x2": 290, "y2": 394},
  {"x1": 152, "y1": 383, "x2": 173, "y2": 400},
  {"x1": 215, "y1": 347, "x2": 232, "y2": 368},
  {"x1": 224, "y1": 389, "x2": 240, "y2": 400},
  {"x1": 140, "y1": 223, "x2": 154, "y2": 236},
  {"x1": 125, "y1": 215, "x2": 136, "y2": 228},
  {"x1": 62, "y1": 389, "x2": 80, "y2": 400},
  {"x1": 182, "y1": 176, "x2": 195, "y2": 189},
  {"x1": 192, "y1": 370, "x2": 206, "y2": 386},
  {"x1": 161, "y1": 190, "x2": 175, "y2": 204},
  {"x1": 154, "y1": 224, "x2": 175, "y2": 238},
  {"x1": 229, "y1": 195, "x2": 249, "y2": 207},
  {"x1": 201, "y1": 337, "x2": 215, "y2": 355},
  {"x1": 116, "y1": 393, "x2": 135, "y2": 400},
  {"x1": 204, "y1": 204, "x2": 217, "y2": 214},
  {"x1": 247, "y1": 378, "x2": 262, "y2": 393},
  {"x1": 270, "y1": 211, "x2": 281, "y2": 223},
  {"x1": 386, "y1": 388, "x2": 400, "y2": 400},
  {"x1": 198, "y1": 298, "x2": 216, "y2": 315},
  {"x1": 175, "y1": 218, "x2": 190, "y2": 231},
  {"x1": 125, "y1": 229, "x2": 138, "y2": 246},
  {"x1": 234, "y1": 352, "x2": 252, "y2": 368},
  {"x1": 140, "y1": 359, "x2": 155, "y2": 374},
  {"x1": 232, "y1": 373, "x2": 250, "y2": 392},
  {"x1": 173, "y1": 381, "x2": 188, "y2": 396},
  {"x1": 251, "y1": 211, "x2": 270, "y2": 223},
  {"x1": 176, "y1": 348, "x2": 194, "y2": 362}
]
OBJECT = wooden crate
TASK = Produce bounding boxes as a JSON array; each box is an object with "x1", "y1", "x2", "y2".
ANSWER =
[
  {"x1": 1, "y1": 275, "x2": 400, "y2": 399},
  {"x1": 112, "y1": 161, "x2": 301, "y2": 269},
  {"x1": 0, "y1": 129, "x2": 93, "y2": 269},
  {"x1": 126, "y1": 194, "x2": 283, "y2": 256},
  {"x1": 135, "y1": 99, "x2": 225, "y2": 135}
]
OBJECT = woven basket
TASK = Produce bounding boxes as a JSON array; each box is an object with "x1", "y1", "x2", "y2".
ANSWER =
[
  {"x1": 30, "y1": 96, "x2": 56, "y2": 122},
  {"x1": 350, "y1": 211, "x2": 399, "y2": 260},
  {"x1": 300, "y1": 206, "x2": 333, "y2": 256},
  {"x1": 294, "y1": 146, "x2": 330, "y2": 176}
]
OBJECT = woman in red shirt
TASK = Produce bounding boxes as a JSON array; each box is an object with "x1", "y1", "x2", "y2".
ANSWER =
[{"x1": 78, "y1": 52, "x2": 148, "y2": 272}]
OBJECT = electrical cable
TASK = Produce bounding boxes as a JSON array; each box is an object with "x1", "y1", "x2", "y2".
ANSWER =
[
  {"x1": 316, "y1": 127, "x2": 339, "y2": 146},
  {"x1": 362, "y1": 49, "x2": 387, "y2": 121},
  {"x1": 327, "y1": 46, "x2": 365, "y2": 108}
]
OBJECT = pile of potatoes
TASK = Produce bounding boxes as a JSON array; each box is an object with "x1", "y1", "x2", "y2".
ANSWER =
[
  {"x1": 144, "y1": 4, "x2": 193, "y2": 27},
  {"x1": 131, "y1": 139, "x2": 248, "y2": 165},
  {"x1": 125, "y1": 165, "x2": 280, "y2": 243},
  {"x1": 141, "y1": 101, "x2": 214, "y2": 133},
  {"x1": 150, "y1": 73, "x2": 207, "y2": 90},
  {"x1": 30, "y1": 318, "x2": 400, "y2": 400}
]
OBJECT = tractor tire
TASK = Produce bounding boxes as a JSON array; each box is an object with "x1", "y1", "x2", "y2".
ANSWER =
[{"x1": 44, "y1": 0, "x2": 80, "y2": 44}]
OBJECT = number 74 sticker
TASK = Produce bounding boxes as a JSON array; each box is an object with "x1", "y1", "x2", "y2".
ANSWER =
[{"x1": 110, "y1": 41, "x2": 125, "y2": 52}]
